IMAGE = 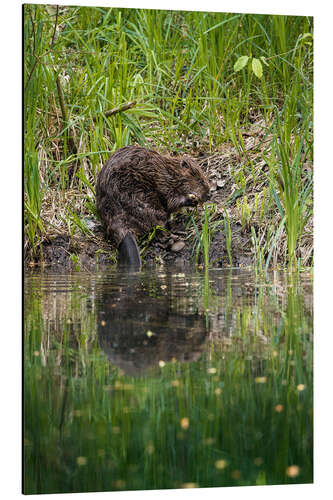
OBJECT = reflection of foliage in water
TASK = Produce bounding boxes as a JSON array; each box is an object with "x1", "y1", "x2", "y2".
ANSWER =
[{"x1": 24, "y1": 269, "x2": 313, "y2": 494}]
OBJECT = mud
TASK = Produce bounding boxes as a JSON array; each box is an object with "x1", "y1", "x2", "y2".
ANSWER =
[{"x1": 25, "y1": 212, "x2": 254, "y2": 272}]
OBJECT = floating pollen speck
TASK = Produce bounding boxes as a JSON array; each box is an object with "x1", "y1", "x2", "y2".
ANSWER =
[
  {"x1": 203, "y1": 437, "x2": 215, "y2": 445},
  {"x1": 114, "y1": 479, "x2": 126, "y2": 489},
  {"x1": 255, "y1": 376, "x2": 267, "y2": 383},
  {"x1": 286, "y1": 465, "x2": 300, "y2": 478},
  {"x1": 215, "y1": 388, "x2": 222, "y2": 395},
  {"x1": 76, "y1": 456, "x2": 87, "y2": 466},
  {"x1": 171, "y1": 380, "x2": 180, "y2": 387},
  {"x1": 297, "y1": 384, "x2": 306, "y2": 391},
  {"x1": 275, "y1": 404, "x2": 284, "y2": 413},
  {"x1": 215, "y1": 459, "x2": 228, "y2": 469},
  {"x1": 181, "y1": 483, "x2": 198, "y2": 488},
  {"x1": 180, "y1": 417, "x2": 189, "y2": 429},
  {"x1": 159, "y1": 360, "x2": 166, "y2": 368},
  {"x1": 146, "y1": 443, "x2": 155, "y2": 455},
  {"x1": 100, "y1": 320, "x2": 106, "y2": 326},
  {"x1": 207, "y1": 367, "x2": 217, "y2": 374},
  {"x1": 146, "y1": 330, "x2": 154, "y2": 337},
  {"x1": 33, "y1": 351, "x2": 40, "y2": 357}
]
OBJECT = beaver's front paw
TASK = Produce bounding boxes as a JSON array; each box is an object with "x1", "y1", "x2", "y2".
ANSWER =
[{"x1": 183, "y1": 193, "x2": 199, "y2": 207}]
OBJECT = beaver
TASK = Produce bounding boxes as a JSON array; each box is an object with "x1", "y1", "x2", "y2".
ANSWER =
[{"x1": 96, "y1": 145, "x2": 210, "y2": 268}]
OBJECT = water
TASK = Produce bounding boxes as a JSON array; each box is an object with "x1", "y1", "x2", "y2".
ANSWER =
[{"x1": 24, "y1": 267, "x2": 313, "y2": 494}]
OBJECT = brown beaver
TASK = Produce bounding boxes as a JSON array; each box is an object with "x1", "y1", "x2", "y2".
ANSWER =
[{"x1": 96, "y1": 145, "x2": 210, "y2": 268}]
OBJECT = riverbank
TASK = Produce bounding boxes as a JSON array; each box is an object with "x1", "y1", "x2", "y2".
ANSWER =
[{"x1": 25, "y1": 120, "x2": 313, "y2": 272}]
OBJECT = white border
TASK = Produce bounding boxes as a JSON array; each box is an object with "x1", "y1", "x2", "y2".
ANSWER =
[{"x1": 2, "y1": 1, "x2": 332, "y2": 499}]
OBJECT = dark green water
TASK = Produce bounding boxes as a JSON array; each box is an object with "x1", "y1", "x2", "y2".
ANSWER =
[{"x1": 24, "y1": 268, "x2": 313, "y2": 494}]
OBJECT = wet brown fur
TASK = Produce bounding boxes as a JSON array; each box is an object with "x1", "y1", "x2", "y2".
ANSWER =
[{"x1": 96, "y1": 145, "x2": 210, "y2": 247}]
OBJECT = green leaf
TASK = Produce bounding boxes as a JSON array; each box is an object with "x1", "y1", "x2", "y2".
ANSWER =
[
  {"x1": 234, "y1": 56, "x2": 249, "y2": 72},
  {"x1": 260, "y1": 56, "x2": 269, "y2": 67},
  {"x1": 252, "y1": 58, "x2": 263, "y2": 78},
  {"x1": 300, "y1": 32, "x2": 313, "y2": 41}
]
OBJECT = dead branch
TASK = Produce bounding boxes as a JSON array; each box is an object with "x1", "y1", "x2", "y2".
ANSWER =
[{"x1": 92, "y1": 101, "x2": 137, "y2": 122}]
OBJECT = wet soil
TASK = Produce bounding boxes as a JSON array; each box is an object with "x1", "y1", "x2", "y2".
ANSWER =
[{"x1": 25, "y1": 211, "x2": 254, "y2": 272}]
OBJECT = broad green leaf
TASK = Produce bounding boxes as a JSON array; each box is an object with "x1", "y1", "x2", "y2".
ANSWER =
[
  {"x1": 234, "y1": 56, "x2": 249, "y2": 72},
  {"x1": 252, "y1": 58, "x2": 263, "y2": 78}
]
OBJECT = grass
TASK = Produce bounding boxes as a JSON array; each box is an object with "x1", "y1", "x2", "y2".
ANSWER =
[
  {"x1": 24, "y1": 268, "x2": 313, "y2": 493},
  {"x1": 190, "y1": 203, "x2": 223, "y2": 268},
  {"x1": 24, "y1": 5, "x2": 313, "y2": 268}
]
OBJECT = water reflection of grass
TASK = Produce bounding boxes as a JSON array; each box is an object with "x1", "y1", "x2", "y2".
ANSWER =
[{"x1": 24, "y1": 272, "x2": 312, "y2": 494}]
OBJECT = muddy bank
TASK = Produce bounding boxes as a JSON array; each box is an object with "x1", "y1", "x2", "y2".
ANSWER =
[{"x1": 25, "y1": 211, "x2": 253, "y2": 272}]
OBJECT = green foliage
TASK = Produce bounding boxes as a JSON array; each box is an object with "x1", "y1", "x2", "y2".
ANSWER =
[
  {"x1": 24, "y1": 149, "x2": 44, "y2": 255},
  {"x1": 223, "y1": 209, "x2": 233, "y2": 266},
  {"x1": 24, "y1": 6, "x2": 313, "y2": 268},
  {"x1": 190, "y1": 203, "x2": 223, "y2": 268},
  {"x1": 71, "y1": 254, "x2": 81, "y2": 272}
]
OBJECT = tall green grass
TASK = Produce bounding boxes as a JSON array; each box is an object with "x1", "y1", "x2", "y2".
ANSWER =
[{"x1": 24, "y1": 5, "x2": 313, "y2": 266}]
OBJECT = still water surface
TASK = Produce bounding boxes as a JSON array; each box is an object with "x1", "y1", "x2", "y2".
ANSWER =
[{"x1": 24, "y1": 268, "x2": 313, "y2": 494}]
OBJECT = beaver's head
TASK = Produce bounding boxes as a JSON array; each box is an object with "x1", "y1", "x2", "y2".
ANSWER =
[{"x1": 180, "y1": 157, "x2": 210, "y2": 206}]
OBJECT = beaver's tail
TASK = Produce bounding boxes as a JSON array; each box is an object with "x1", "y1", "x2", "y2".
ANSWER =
[{"x1": 117, "y1": 233, "x2": 142, "y2": 270}]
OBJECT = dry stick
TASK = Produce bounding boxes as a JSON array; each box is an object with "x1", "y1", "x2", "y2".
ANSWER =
[
  {"x1": 92, "y1": 101, "x2": 137, "y2": 122},
  {"x1": 49, "y1": 5, "x2": 59, "y2": 48}
]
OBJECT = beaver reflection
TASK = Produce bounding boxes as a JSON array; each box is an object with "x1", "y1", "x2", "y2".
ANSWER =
[{"x1": 97, "y1": 274, "x2": 208, "y2": 376}]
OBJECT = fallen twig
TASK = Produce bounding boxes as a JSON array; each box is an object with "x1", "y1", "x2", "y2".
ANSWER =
[{"x1": 92, "y1": 101, "x2": 137, "y2": 122}]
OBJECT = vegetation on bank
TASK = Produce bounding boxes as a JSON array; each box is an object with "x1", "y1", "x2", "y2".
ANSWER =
[{"x1": 24, "y1": 5, "x2": 313, "y2": 269}]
